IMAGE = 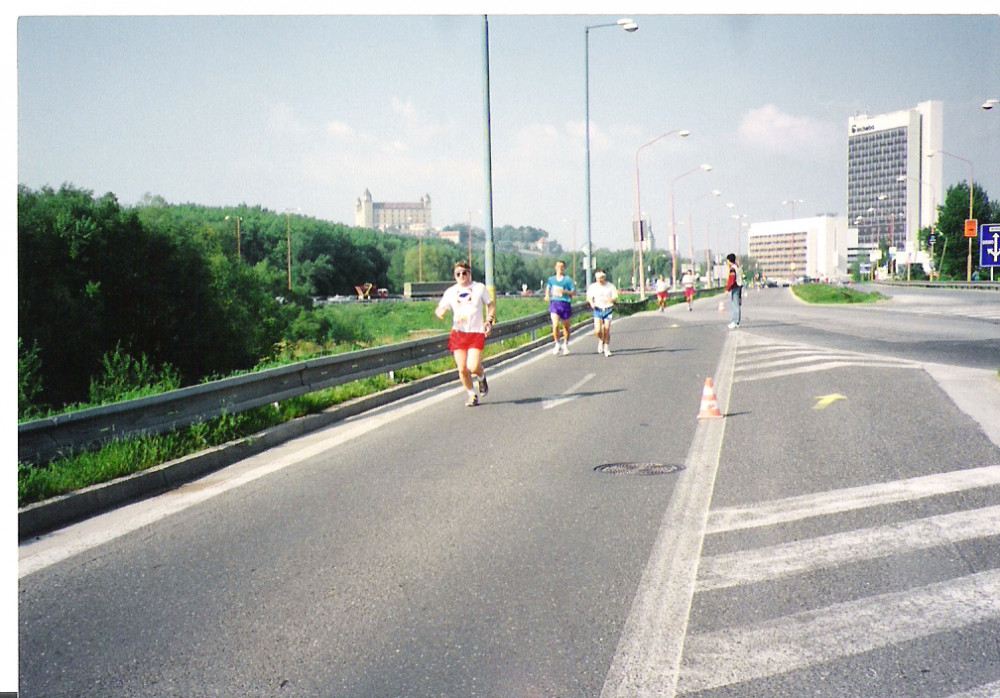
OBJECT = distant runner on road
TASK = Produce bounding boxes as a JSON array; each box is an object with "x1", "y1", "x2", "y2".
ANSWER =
[
  {"x1": 587, "y1": 270, "x2": 618, "y2": 357},
  {"x1": 545, "y1": 260, "x2": 575, "y2": 355}
]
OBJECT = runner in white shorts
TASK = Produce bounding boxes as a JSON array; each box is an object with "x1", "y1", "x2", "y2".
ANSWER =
[{"x1": 586, "y1": 270, "x2": 618, "y2": 357}]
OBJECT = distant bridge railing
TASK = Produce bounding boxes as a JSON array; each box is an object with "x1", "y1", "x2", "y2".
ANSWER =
[{"x1": 19, "y1": 299, "x2": 652, "y2": 464}]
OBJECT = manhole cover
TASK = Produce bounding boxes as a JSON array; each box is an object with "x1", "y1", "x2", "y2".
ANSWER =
[{"x1": 594, "y1": 462, "x2": 684, "y2": 476}]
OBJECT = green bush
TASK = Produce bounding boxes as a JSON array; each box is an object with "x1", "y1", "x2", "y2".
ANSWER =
[{"x1": 88, "y1": 343, "x2": 182, "y2": 405}]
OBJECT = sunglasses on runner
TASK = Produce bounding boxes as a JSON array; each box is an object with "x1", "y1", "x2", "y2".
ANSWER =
[{"x1": 455, "y1": 270, "x2": 470, "y2": 277}]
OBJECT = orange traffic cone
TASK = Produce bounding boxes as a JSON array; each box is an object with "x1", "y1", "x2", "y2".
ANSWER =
[
  {"x1": 698, "y1": 377, "x2": 723, "y2": 419},
  {"x1": 718, "y1": 299, "x2": 725, "y2": 313}
]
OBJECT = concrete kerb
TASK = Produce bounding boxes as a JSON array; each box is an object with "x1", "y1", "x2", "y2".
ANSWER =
[{"x1": 18, "y1": 322, "x2": 587, "y2": 540}]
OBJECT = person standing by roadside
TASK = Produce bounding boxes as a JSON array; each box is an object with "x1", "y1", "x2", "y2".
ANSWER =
[
  {"x1": 586, "y1": 270, "x2": 619, "y2": 357},
  {"x1": 725, "y1": 253, "x2": 743, "y2": 329},
  {"x1": 655, "y1": 275, "x2": 669, "y2": 312},
  {"x1": 435, "y1": 261, "x2": 496, "y2": 406},
  {"x1": 681, "y1": 268, "x2": 696, "y2": 311},
  {"x1": 545, "y1": 260, "x2": 575, "y2": 355}
]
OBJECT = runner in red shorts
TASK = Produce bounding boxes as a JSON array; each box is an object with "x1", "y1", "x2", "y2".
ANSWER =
[
  {"x1": 435, "y1": 261, "x2": 497, "y2": 406},
  {"x1": 681, "y1": 268, "x2": 696, "y2": 311}
]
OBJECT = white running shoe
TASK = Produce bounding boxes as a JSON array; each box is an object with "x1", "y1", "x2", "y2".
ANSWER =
[
  {"x1": 552, "y1": 343, "x2": 561, "y2": 355},
  {"x1": 597, "y1": 340, "x2": 604, "y2": 354},
  {"x1": 727, "y1": 322, "x2": 737, "y2": 329},
  {"x1": 604, "y1": 345, "x2": 611, "y2": 357},
  {"x1": 561, "y1": 342, "x2": 570, "y2": 355}
]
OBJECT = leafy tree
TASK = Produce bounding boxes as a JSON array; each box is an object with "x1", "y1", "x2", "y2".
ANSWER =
[
  {"x1": 933, "y1": 181, "x2": 996, "y2": 279},
  {"x1": 18, "y1": 185, "x2": 286, "y2": 410}
]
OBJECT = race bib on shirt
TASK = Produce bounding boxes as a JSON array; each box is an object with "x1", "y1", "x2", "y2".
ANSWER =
[{"x1": 438, "y1": 281, "x2": 492, "y2": 333}]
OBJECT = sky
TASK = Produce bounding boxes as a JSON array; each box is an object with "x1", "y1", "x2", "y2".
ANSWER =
[
  {"x1": 14, "y1": 7, "x2": 1000, "y2": 259},
  {"x1": 5, "y1": 4, "x2": 1000, "y2": 690}
]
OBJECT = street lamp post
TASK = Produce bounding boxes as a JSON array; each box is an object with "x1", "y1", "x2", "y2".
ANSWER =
[
  {"x1": 897, "y1": 174, "x2": 937, "y2": 281},
  {"x1": 670, "y1": 164, "x2": 712, "y2": 287},
  {"x1": 584, "y1": 17, "x2": 638, "y2": 288},
  {"x1": 782, "y1": 200, "x2": 803, "y2": 280},
  {"x1": 634, "y1": 130, "x2": 690, "y2": 299},
  {"x1": 929, "y1": 150, "x2": 975, "y2": 281},
  {"x1": 283, "y1": 208, "x2": 300, "y2": 291},
  {"x1": 689, "y1": 189, "x2": 720, "y2": 282}
]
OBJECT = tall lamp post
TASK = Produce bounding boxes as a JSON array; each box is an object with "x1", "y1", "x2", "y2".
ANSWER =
[
  {"x1": 896, "y1": 174, "x2": 937, "y2": 281},
  {"x1": 584, "y1": 17, "x2": 638, "y2": 288},
  {"x1": 634, "y1": 129, "x2": 690, "y2": 299},
  {"x1": 689, "y1": 189, "x2": 720, "y2": 282},
  {"x1": 670, "y1": 164, "x2": 712, "y2": 287},
  {"x1": 283, "y1": 208, "x2": 300, "y2": 291},
  {"x1": 928, "y1": 150, "x2": 975, "y2": 281},
  {"x1": 783, "y1": 199, "x2": 803, "y2": 278}
]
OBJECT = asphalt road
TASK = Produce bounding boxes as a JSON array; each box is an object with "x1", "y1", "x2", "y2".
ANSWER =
[{"x1": 19, "y1": 285, "x2": 1000, "y2": 697}]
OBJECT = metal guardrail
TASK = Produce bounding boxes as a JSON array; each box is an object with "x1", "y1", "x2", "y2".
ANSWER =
[
  {"x1": 20, "y1": 301, "x2": 639, "y2": 465},
  {"x1": 874, "y1": 280, "x2": 1000, "y2": 291}
]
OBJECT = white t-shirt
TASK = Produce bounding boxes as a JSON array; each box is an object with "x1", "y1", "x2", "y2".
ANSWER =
[
  {"x1": 655, "y1": 279, "x2": 669, "y2": 293},
  {"x1": 587, "y1": 281, "x2": 618, "y2": 309},
  {"x1": 437, "y1": 281, "x2": 493, "y2": 333},
  {"x1": 681, "y1": 273, "x2": 695, "y2": 289}
]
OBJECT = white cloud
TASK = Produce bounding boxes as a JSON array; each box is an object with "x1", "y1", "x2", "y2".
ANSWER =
[
  {"x1": 326, "y1": 121, "x2": 357, "y2": 139},
  {"x1": 738, "y1": 105, "x2": 840, "y2": 160},
  {"x1": 267, "y1": 102, "x2": 309, "y2": 136}
]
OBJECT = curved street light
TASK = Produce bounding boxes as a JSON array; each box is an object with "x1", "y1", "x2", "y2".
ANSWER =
[
  {"x1": 670, "y1": 163, "x2": 712, "y2": 286},
  {"x1": 584, "y1": 17, "x2": 639, "y2": 287},
  {"x1": 688, "y1": 189, "x2": 721, "y2": 284},
  {"x1": 633, "y1": 129, "x2": 690, "y2": 298},
  {"x1": 928, "y1": 149, "x2": 975, "y2": 280}
]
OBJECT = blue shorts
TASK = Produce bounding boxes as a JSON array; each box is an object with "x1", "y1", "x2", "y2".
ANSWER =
[
  {"x1": 549, "y1": 301, "x2": 573, "y2": 321},
  {"x1": 593, "y1": 307, "x2": 614, "y2": 321}
]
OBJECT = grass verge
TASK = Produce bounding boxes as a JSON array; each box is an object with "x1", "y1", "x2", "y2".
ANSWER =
[
  {"x1": 791, "y1": 284, "x2": 884, "y2": 304},
  {"x1": 19, "y1": 298, "x2": 660, "y2": 507}
]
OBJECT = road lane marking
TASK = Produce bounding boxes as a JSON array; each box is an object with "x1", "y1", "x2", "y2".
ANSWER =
[
  {"x1": 600, "y1": 332, "x2": 737, "y2": 698},
  {"x1": 947, "y1": 680, "x2": 1000, "y2": 697},
  {"x1": 697, "y1": 504, "x2": 1000, "y2": 591},
  {"x1": 18, "y1": 347, "x2": 563, "y2": 578},
  {"x1": 678, "y1": 568, "x2": 1000, "y2": 694},
  {"x1": 542, "y1": 373, "x2": 595, "y2": 410},
  {"x1": 737, "y1": 359, "x2": 921, "y2": 382},
  {"x1": 812, "y1": 393, "x2": 846, "y2": 409},
  {"x1": 705, "y1": 465, "x2": 1000, "y2": 534}
]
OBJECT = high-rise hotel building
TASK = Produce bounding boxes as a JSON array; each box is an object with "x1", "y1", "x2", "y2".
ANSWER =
[{"x1": 847, "y1": 101, "x2": 943, "y2": 259}]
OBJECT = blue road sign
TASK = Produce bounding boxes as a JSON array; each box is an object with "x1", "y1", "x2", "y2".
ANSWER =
[{"x1": 981, "y1": 224, "x2": 1000, "y2": 267}]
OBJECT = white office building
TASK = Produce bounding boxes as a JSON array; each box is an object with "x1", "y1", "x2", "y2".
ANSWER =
[
  {"x1": 748, "y1": 215, "x2": 855, "y2": 282},
  {"x1": 846, "y1": 101, "x2": 943, "y2": 267}
]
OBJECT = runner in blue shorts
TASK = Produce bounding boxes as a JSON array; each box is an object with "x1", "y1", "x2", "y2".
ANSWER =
[
  {"x1": 545, "y1": 260, "x2": 575, "y2": 355},
  {"x1": 586, "y1": 270, "x2": 619, "y2": 357}
]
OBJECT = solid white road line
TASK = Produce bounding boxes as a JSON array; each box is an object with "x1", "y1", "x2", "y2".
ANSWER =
[
  {"x1": 697, "y1": 504, "x2": 1000, "y2": 592},
  {"x1": 946, "y1": 679, "x2": 1000, "y2": 697},
  {"x1": 678, "y1": 568, "x2": 1000, "y2": 694},
  {"x1": 600, "y1": 332, "x2": 737, "y2": 698},
  {"x1": 706, "y1": 465, "x2": 1000, "y2": 535},
  {"x1": 542, "y1": 373, "x2": 595, "y2": 410},
  {"x1": 18, "y1": 345, "x2": 558, "y2": 578}
]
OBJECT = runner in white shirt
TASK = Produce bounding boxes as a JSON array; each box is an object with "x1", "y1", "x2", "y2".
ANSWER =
[
  {"x1": 586, "y1": 270, "x2": 619, "y2": 357},
  {"x1": 435, "y1": 261, "x2": 496, "y2": 406},
  {"x1": 654, "y1": 275, "x2": 669, "y2": 312},
  {"x1": 681, "y1": 269, "x2": 696, "y2": 311}
]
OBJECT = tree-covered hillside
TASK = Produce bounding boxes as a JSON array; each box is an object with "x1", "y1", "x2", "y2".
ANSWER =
[{"x1": 17, "y1": 185, "x2": 564, "y2": 416}]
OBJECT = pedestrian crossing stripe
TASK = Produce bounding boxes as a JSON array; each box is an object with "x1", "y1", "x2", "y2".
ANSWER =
[{"x1": 733, "y1": 335, "x2": 920, "y2": 382}]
